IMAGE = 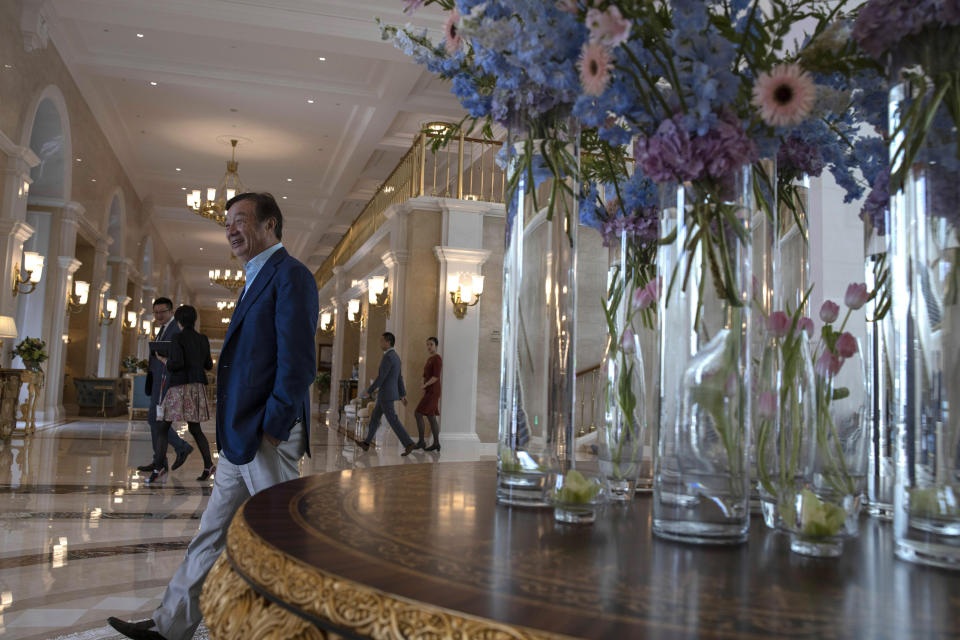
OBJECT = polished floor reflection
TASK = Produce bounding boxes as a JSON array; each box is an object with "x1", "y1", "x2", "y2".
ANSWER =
[{"x1": 0, "y1": 415, "x2": 492, "y2": 639}]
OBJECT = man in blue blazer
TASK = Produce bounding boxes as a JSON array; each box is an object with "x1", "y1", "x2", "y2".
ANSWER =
[
  {"x1": 358, "y1": 331, "x2": 416, "y2": 455},
  {"x1": 109, "y1": 193, "x2": 318, "y2": 640}
]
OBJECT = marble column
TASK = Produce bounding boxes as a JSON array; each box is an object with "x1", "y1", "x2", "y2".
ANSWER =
[
  {"x1": 325, "y1": 267, "x2": 347, "y2": 427},
  {"x1": 0, "y1": 220, "x2": 34, "y2": 366},
  {"x1": 103, "y1": 256, "x2": 132, "y2": 378},
  {"x1": 0, "y1": 134, "x2": 39, "y2": 226},
  {"x1": 139, "y1": 285, "x2": 157, "y2": 359},
  {"x1": 381, "y1": 250, "x2": 409, "y2": 350},
  {"x1": 433, "y1": 247, "x2": 489, "y2": 443},
  {"x1": 356, "y1": 283, "x2": 370, "y2": 388},
  {"x1": 85, "y1": 239, "x2": 109, "y2": 376},
  {"x1": 43, "y1": 256, "x2": 81, "y2": 421}
]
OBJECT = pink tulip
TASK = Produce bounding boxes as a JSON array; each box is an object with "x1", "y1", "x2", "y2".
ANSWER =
[
  {"x1": 798, "y1": 317, "x2": 815, "y2": 336},
  {"x1": 815, "y1": 350, "x2": 843, "y2": 378},
  {"x1": 819, "y1": 300, "x2": 839, "y2": 323},
  {"x1": 845, "y1": 283, "x2": 869, "y2": 310},
  {"x1": 632, "y1": 286, "x2": 653, "y2": 311},
  {"x1": 645, "y1": 276, "x2": 661, "y2": 301},
  {"x1": 620, "y1": 329, "x2": 636, "y2": 354},
  {"x1": 766, "y1": 311, "x2": 791, "y2": 338},
  {"x1": 836, "y1": 332, "x2": 858, "y2": 358},
  {"x1": 758, "y1": 391, "x2": 778, "y2": 421}
]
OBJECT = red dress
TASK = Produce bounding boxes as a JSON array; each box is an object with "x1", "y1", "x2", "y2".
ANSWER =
[{"x1": 414, "y1": 354, "x2": 442, "y2": 415}]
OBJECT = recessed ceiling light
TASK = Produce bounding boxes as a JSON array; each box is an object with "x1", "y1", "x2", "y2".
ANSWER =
[
  {"x1": 75, "y1": 157, "x2": 82, "y2": 162},
  {"x1": 90, "y1": 178, "x2": 97, "y2": 182},
  {"x1": 175, "y1": 167, "x2": 181, "y2": 171},
  {"x1": 286, "y1": 178, "x2": 292, "y2": 182},
  {"x1": 136, "y1": 33, "x2": 144, "y2": 38},
  {"x1": 282, "y1": 196, "x2": 288, "y2": 200},
  {"x1": 307, "y1": 99, "x2": 314, "y2": 104},
  {"x1": 317, "y1": 56, "x2": 326, "y2": 61},
  {"x1": 181, "y1": 187, "x2": 187, "y2": 190},
  {"x1": 2, "y1": 64, "x2": 13, "y2": 69},
  {"x1": 149, "y1": 81, "x2": 157, "y2": 86}
]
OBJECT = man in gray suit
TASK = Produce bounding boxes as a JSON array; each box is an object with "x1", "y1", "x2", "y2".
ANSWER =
[
  {"x1": 359, "y1": 332, "x2": 416, "y2": 455},
  {"x1": 138, "y1": 296, "x2": 192, "y2": 479}
]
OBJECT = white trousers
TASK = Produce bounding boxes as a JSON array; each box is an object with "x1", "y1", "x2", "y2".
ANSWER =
[{"x1": 152, "y1": 424, "x2": 305, "y2": 640}]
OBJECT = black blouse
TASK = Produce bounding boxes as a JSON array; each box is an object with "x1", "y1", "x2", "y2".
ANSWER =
[{"x1": 166, "y1": 328, "x2": 213, "y2": 387}]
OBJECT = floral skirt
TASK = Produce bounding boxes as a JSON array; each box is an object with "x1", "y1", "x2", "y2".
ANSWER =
[{"x1": 161, "y1": 383, "x2": 210, "y2": 423}]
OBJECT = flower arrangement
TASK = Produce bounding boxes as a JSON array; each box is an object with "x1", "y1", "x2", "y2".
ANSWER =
[
  {"x1": 569, "y1": 1, "x2": 889, "y2": 349},
  {"x1": 121, "y1": 355, "x2": 147, "y2": 372},
  {"x1": 14, "y1": 338, "x2": 47, "y2": 371}
]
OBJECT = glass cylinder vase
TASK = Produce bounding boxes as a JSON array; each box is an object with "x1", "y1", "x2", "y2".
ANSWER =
[
  {"x1": 783, "y1": 343, "x2": 867, "y2": 557},
  {"x1": 864, "y1": 217, "x2": 895, "y2": 519},
  {"x1": 497, "y1": 116, "x2": 582, "y2": 508},
  {"x1": 598, "y1": 232, "x2": 651, "y2": 500},
  {"x1": 653, "y1": 169, "x2": 753, "y2": 544},
  {"x1": 755, "y1": 327, "x2": 817, "y2": 530},
  {"x1": 890, "y1": 67, "x2": 960, "y2": 568}
]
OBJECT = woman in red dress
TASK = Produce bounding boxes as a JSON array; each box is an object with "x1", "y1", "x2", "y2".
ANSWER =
[{"x1": 414, "y1": 337, "x2": 442, "y2": 452}]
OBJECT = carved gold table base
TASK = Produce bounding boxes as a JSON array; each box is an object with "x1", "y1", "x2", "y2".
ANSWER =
[
  {"x1": 0, "y1": 369, "x2": 25, "y2": 439},
  {"x1": 16, "y1": 370, "x2": 43, "y2": 435}
]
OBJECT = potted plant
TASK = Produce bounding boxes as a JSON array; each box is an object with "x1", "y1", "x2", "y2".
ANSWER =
[
  {"x1": 121, "y1": 355, "x2": 139, "y2": 374},
  {"x1": 315, "y1": 371, "x2": 331, "y2": 396},
  {"x1": 13, "y1": 337, "x2": 47, "y2": 372}
]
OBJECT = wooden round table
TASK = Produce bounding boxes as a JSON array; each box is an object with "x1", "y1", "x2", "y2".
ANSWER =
[{"x1": 200, "y1": 461, "x2": 960, "y2": 639}]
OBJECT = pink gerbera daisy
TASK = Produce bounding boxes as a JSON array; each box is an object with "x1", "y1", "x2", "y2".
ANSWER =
[
  {"x1": 751, "y1": 64, "x2": 816, "y2": 127},
  {"x1": 579, "y1": 42, "x2": 613, "y2": 97},
  {"x1": 444, "y1": 10, "x2": 462, "y2": 56}
]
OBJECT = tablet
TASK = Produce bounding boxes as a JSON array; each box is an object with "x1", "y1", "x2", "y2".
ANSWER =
[{"x1": 149, "y1": 341, "x2": 171, "y2": 356}]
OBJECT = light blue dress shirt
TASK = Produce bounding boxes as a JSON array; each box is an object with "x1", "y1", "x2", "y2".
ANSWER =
[{"x1": 242, "y1": 242, "x2": 284, "y2": 299}]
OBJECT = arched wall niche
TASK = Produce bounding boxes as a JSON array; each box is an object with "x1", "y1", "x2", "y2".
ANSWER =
[{"x1": 21, "y1": 85, "x2": 72, "y2": 202}]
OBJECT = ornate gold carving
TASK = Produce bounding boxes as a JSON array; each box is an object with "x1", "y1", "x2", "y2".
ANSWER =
[
  {"x1": 224, "y1": 506, "x2": 569, "y2": 640},
  {"x1": 200, "y1": 552, "x2": 328, "y2": 640}
]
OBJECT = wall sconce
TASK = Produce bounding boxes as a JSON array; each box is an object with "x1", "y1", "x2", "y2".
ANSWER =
[
  {"x1": 139, "y1": 319, "x2": 152, "y2": 337},
  {"x1": 216, "y1": 301, "x2": 235, "y2": 311},
  {"x1": 12, "y1": 251, "x2": 43, "y2": 296},
  {"x1": 319, "y1": 310, "x2": 335, "y2": 334},
  {"x1": 123, "y1": 310, "x2": 138, "y2": 331},
  {"x1": 99, "y1": 298, "x2": 118, "y2": 325},
  {"x1": 67, "y1": 279, "x2": 90, "y2": 314},
  {"x1": 448, "y1": 272, "x2": 484, "y2": 319},
  {"x1": 221, "y1": 317, "x2": 231, "y2": 324},
  {"x1": 347, "y1": 298, "x2": 364, "y2": 328},
  {"x1": 367, "y1": 275, "x2": 389, "y2": 308}
]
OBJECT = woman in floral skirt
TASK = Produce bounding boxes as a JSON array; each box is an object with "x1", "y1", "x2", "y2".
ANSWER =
[{"x1": 148, "y1": 305, "x2": 216, "y2": 482}]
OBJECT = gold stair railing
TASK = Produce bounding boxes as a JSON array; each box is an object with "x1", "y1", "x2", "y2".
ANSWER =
[
  {"x1": 315, "y1": 123, "x2": 505, "y2": 290},
  {"x1": 575, "y1": 363, "x2": 603, "y2": 438}
]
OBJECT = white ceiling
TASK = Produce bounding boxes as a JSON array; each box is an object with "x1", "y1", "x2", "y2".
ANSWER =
[{"x1": 46, "y1": 0, "x2": 462, "y2": 306}]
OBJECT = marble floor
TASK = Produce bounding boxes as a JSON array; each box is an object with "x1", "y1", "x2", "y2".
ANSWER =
[{"x1": 0, "y1": 414, "x2": 492, "y2": 639}]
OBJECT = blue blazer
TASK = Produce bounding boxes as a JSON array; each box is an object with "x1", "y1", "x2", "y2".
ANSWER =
[
  {"x1": 216, "y1": 247, "x2": 318, "y2": 465},
  {"x1": 366, "y1": 348, "x2": 406, "y2": 403}
]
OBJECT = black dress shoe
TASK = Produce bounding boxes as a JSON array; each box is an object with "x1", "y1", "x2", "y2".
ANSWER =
[
  {"x1": 414, "y1": 441, "x2": 426, "y2": 449},
  {"x1": 401, "y1": 443, "x2": 416, "y2": 456},
  {"x1": 425, "y1": 442, "x2": 441, "y2": 452},
  {"x1": 171, "y1": 445, "x2": 193, "y2": 471},
  {"x1": 107, "y1": 617, "x2": 165, "y2": 639},
  {"x1": 357, "y1": 441, "x2": 370, "y2": 451},
  {"x1": 137, "y1": 463, "x2": 154, "y2": 473}
]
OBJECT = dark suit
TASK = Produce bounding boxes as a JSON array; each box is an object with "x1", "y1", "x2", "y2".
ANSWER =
[
  {"x1": 148, "y1": 320, "x2": 189, "y2": 462},
  {"x1": 363, "y1": 347, "x2": 414, "y2": 447},
  {"x1": 152, "y1": 245, "x2": 318, "y2": 640}
]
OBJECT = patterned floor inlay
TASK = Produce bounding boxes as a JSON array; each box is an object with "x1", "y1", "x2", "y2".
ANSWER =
[
  {"x1": 46, "y1": 623, "x2": 210, "y2": 640},
  {"x1": 0, "y1": 540, "x2": 191, "y2": 570}
]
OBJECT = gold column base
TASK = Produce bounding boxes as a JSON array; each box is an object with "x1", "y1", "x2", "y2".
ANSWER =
[{"x1": 200, "y1": 553, "x2": 332, "y2": 640}]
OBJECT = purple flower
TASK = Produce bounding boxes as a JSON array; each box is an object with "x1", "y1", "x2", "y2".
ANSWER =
[
  {"x1": 634, "y1": 116, "x2": 703, "y2": 183},
  {"x1": 853, "y1": 0, "x2": 941, "y2": 60},
  {"x1": 798, "y1": 317, "x2": 815, "y2": 336},
  {"x1": 777, "y1": 135, "x2": 825, "y2": 178},
  {"x1": 859, "y1": 168, "x2": 889, "y2": 235},
  {"x1": 815, "y1": 350, "x2": 844, "y2": 378},
  {"x1": 758, "y1": 392, "x2": 778, "y2": 421}
]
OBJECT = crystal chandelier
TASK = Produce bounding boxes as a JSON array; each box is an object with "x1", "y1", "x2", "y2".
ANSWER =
[
  {"x1": 208, "y1": 267, "x2": 245, "y2": 292},
  {"x1": 186, "y1": 139, "x2": 245, "y2": 226}
]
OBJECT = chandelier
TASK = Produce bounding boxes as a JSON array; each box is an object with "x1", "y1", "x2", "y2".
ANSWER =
[
  {"x1": 209, "y1": 267, "x2": 245, "y2": 292},
  {"x1": 186, "y1": 139, "x2": 245, "y2": 226}
]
